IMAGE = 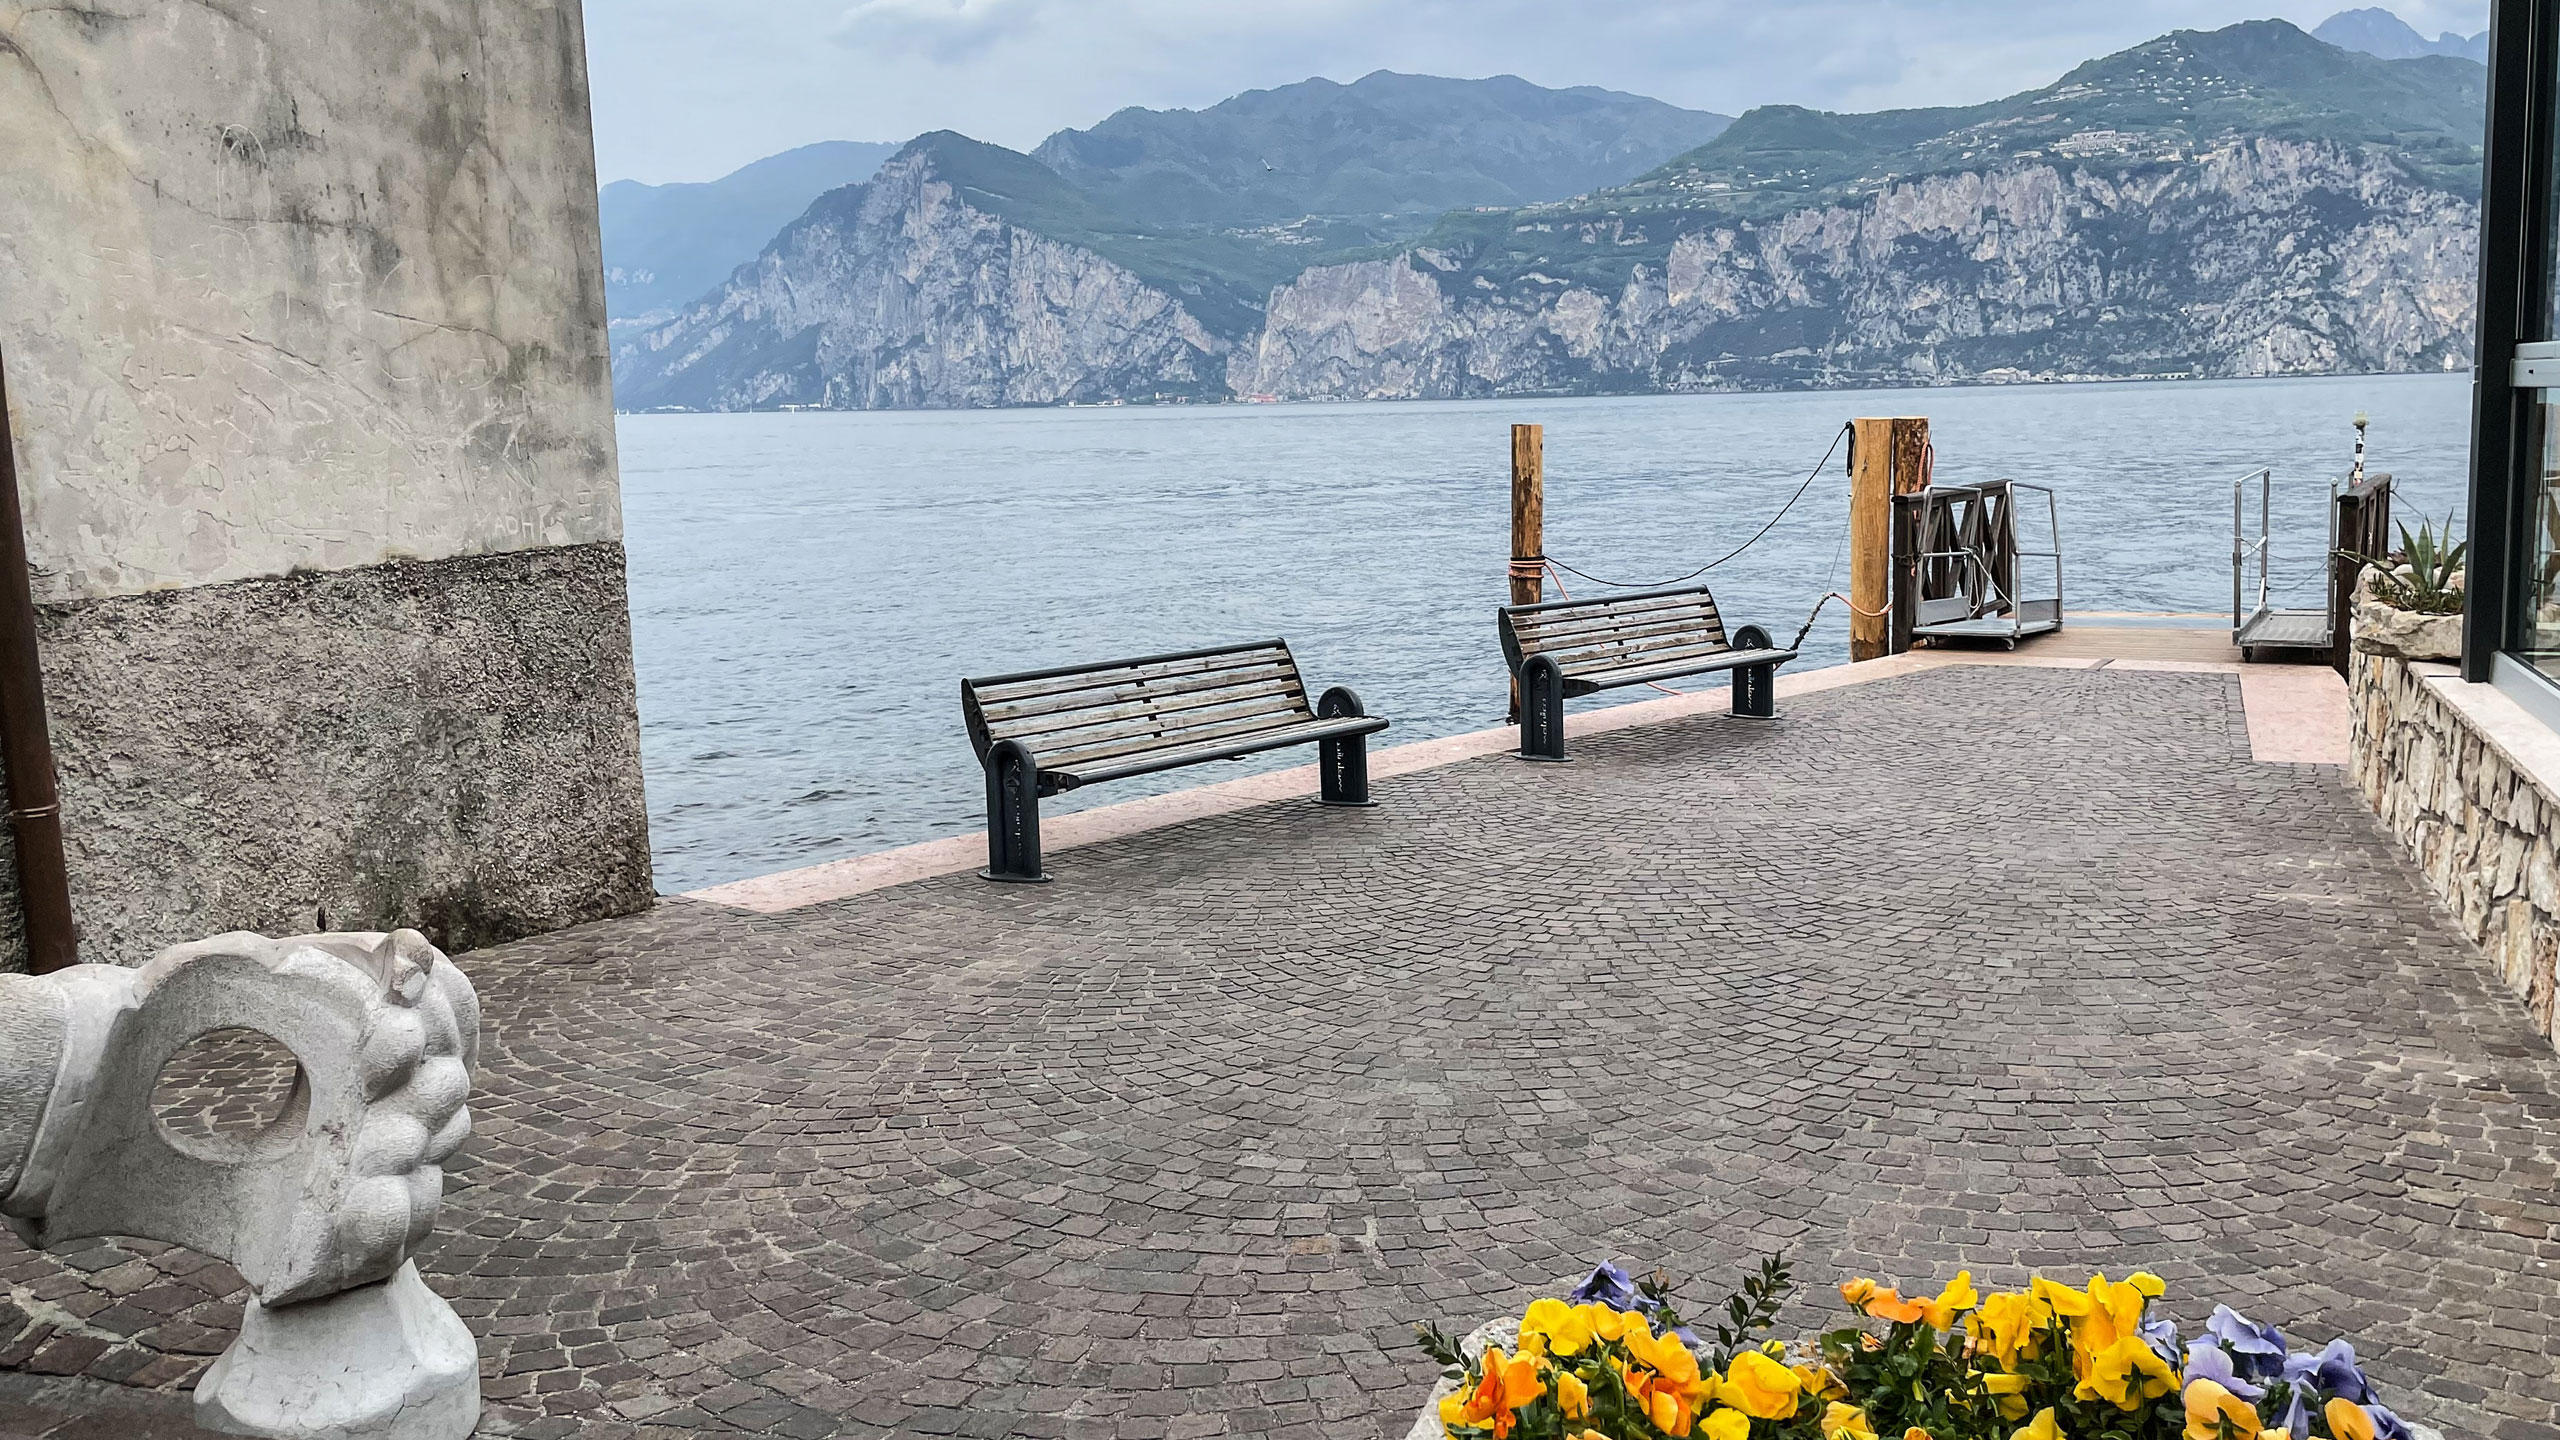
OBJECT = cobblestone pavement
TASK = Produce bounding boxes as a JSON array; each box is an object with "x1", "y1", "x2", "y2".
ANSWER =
[{"x1": 7, "y1": 667, "x2": 2559, "y2": 1439}]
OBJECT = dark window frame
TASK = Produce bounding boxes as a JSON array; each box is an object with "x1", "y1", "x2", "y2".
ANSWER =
[{"x1": 2467, "y1": 0, "x2": 2560, "y2": 684}]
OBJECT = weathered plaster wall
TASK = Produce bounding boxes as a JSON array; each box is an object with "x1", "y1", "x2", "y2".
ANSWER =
[
  {"x1": 39, "y1": 544, "x2": 653, "y2": 966},
  {"x1": 2350, "y1": 652, "x2": 2560, "y2": 1051},
  {"x1": 0, "y1": 0, "x2": 621, "y2": 603},
  {"x1": 0, "y1": 0, "x2": 651, "y2": 969}
]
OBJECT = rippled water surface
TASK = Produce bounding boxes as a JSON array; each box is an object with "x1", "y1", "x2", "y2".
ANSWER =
[{"x1": 620, "y1": 373, "x2": 2474, "y2": 891}]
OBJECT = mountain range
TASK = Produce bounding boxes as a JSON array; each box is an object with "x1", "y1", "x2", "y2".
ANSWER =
[
  {"x1": 2311, "y1": 6, "x2": 2489, "y2": 62},
  {"x1": 607, "y1": 11, "x2": 2487, "y2": 411}
]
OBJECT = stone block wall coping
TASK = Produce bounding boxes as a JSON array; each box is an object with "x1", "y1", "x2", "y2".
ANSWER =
[{"x1": 2410, "y1": 662, "x2": 2560, "y2": 801}]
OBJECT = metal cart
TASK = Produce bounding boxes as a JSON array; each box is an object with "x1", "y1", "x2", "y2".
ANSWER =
[{"x1": 1907, "y1": 479, "x2": 2065, "y2": 648}]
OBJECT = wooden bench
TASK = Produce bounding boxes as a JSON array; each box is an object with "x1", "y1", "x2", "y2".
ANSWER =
[
  {"x1": 1498, "y1": 584, "x2": 1796, "y2": 761},
  {"x1": 961, "y1": 640, "x2": 1388, "y2": 881}
]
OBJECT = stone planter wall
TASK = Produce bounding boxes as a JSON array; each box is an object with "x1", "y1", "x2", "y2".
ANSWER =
[{"x1": 2350, "y1": 651, "x2": 2560, "y2": 1048}]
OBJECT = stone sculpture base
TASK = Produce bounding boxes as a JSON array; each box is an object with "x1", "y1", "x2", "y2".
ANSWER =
[{"x1": 196, "y1": 1262, "x2": 479, "y2": 1440}]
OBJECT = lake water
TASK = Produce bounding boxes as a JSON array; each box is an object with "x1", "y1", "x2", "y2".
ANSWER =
[{"x1": 619, "y1": 373, "x2": 2476, "y2": 892}]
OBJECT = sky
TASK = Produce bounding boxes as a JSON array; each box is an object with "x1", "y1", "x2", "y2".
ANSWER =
[{"x1": 582, "y1": 0, "x2": 2494, "y2": 186}]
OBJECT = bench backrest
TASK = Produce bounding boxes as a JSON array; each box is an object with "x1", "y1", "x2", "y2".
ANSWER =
[
  {"x1": 1499, "y1": 584, "x2": 1733, "y2": 677},
  {"x1": 963, "y1": 640, "x2": 1314, "y2": 770}
]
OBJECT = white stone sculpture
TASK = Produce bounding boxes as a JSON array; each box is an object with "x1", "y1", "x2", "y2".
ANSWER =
[{"x1": 0, "y1": 930, "x2": 480, "y2": 1440}]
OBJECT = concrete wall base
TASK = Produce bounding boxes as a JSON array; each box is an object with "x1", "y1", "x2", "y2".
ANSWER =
[{"x1": 0, "y1": 541, "x2": 653, "y2": 971}]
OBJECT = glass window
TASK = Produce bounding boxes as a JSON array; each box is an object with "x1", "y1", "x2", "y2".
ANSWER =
[{"x1": 2515, "y1": 395, "x2": 2560, "y2": 682}]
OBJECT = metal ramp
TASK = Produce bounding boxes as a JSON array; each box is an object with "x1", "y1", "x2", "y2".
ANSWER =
[
  {"x1": 2229, "y1": 463, "x2": 2394, "y2": 665},
  {"x1": 1905, "y1": 479, "x2": 2064, "y2": 649},
  {"x1": 2233, "y1": 466, "x2": 2338, "y2": 656}
]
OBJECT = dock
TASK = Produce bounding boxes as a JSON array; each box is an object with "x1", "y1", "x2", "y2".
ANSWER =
[{"x1": 3, "y1": 625, "x2": 2549, "y2": 1440}]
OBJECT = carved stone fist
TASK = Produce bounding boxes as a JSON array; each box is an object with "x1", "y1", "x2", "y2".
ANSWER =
[
  {"x1": 0, "y1": 930, "x2": 482, "y2": 1439},
  {"x1": 0, "y1": 929, "x2": 478, "y2": 1305}
]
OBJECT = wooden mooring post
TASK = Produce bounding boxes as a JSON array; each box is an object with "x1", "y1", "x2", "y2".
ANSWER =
[
  {"x1": 1849, "y1": 416, "x2": 1931, "y2": 661},
  {"x1": 1507, "y1": 424, "x2": 1544, "y2": 718}
]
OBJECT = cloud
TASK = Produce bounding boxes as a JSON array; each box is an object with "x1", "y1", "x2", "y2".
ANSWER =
[
  {"x1": 834, "y1": 0, "x2": 1040, "y2": 62},
  {"x1": 589, "y1": 0, "x2": 2501, "y2": 185}
]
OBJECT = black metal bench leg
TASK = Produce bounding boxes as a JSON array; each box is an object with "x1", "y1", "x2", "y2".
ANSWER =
[
  {"x1": 1519, "y1": 656, "x2": 1568, "y2": 761},
  {"x1": 1730, "y1": 624, "x2": 1777, "y2": 719},
  {"x1": 1732, "y1": 663, "x2": 1775, "y2": 718},
  {"x1": 1316, "y1": 686, "x2": 1375, "y2": 806},
  {"x1": 981, "y1": 740, "x2": 1048, "y2": 882}
]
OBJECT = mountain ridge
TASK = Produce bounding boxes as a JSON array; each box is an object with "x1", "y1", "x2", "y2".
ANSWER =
[
  {"x1": 614, "y1": 19, "x2": 2486, "y2": 412},
  {"x1": 601, "y1": 141, "x2": 901, "y2": 326}
]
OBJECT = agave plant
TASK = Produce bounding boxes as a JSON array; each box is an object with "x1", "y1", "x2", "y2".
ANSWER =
[{"x1": 2345, "y1": 519, "x2": 2466, "y2": 616}]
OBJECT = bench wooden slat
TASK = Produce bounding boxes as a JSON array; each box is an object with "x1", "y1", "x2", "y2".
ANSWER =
[
  {"x1": 975, "y1": 661, "x2": 1302, "y2": 726},
  {"x1": 964, "y1": 637, "x2": 1383, "y2": 878},
  {"x1": 1525, "y1": 635, "x2": 1751, "y2": 676},
  {"x1": 1508, "y1": 588, "x2": 1718, "y2": 629},
  {"x1": 1514, "y1": 606, "x2": 1729, "y2": 657},
  {"x1": 1499, "y1": 582, "x2": 1790, "y2": 759},
  {"x1": 1018, "y1": 691, "x2": 1315, "y2": 755},
  {"x1": 1040, "y1": 704, "x2": 1342, "y2": 772},
  {"x1": 968, "y1": 642, "x2": 1291, "y2": 706},
  {"x1": 1050, "y1": 715, "x2": 1387, "y2": 789},
  {"x1": 993, "y1": 687, "x2": 1311, "y2": 748},
  {"x1": 1561, "y1": 647, "x2": 1793, "y2": 696}
]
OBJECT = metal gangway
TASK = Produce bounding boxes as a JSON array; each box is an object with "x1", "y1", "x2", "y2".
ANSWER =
[
  {"x1": 1905, "y1": 479, "x2": 2065, "y2": 648},
  {"x1": 2230, "y1": 463, "x2": 2394, "y2": 663}
]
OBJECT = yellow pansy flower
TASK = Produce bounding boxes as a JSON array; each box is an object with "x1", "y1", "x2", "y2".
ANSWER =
[
  {"x1": 1703, "y1": 1409, "x2": 1752, "y2": 1440},
  {"x1": 2011, "y1": 1408, "x2": 2065, "y2": 1440},
  {"x1": 2077, "y1": 1334, "x2": 2180, "y2": 1410},
  {"x1": 1971, "y1": 1291, "x2": 2047, "y2": 1369},
  {"x1": 1522, "y1": 1297, "x2": 1594, "y2": 1357},
  {"x1": 1856, "y1": 1283, "x2": 1930, "y2": 1325},
  {"x1": 2326, "y1": 1399, "x2": 2378, "y2": 1440},
  {"x1": 2074, "y1": 1274, "x2": 2150, "y2": 1359},
  {"x1": 2127, "y1": 1272, "x2": 2166, "y2": 1298},
  {"x1": 1922, "y1": 1271, "x2": 1981, "y2": 1329},
  {"x1": 2030, "y1": 1276, "x2": 2092, "y2": 1318},
  {"x1": 1452, "y1": 1347, "x2": 1546, "y2": 1440},
  {"x1": 1585, "y1": 1304, "x2": 1639, "y2": 1344},
  {"x1": 1724, "y1": 1349, "x2": 1805, "y2": 1420},
  {"x1": 1824, "y1": 1400, "x2": 1881, "y2": 1439},
  {"x1": 1555, "y1": 1368, "x2": 1591, "y2": 1421},
  {"x1": 2183, "y1": 1379, "x2": 2268, "y2": 1440}
]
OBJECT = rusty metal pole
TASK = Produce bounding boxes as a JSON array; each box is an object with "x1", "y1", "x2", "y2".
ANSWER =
[
  {"x1": 0, "y1": 346, "x2": 77, "y2": 973},
  {"x1": 1507, "y1": 425, "x2": 1544, "y2": 719}
]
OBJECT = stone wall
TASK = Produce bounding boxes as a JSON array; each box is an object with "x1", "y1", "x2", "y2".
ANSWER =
[
  {"x1": 2349, "y1": 652, "x2": 2560, "y2": 1047},
  {"x1": 0, "y1": 0, "x2": 651, "y2": 968}
]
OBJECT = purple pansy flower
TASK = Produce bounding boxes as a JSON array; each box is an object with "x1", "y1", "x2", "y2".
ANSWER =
[
  {"x1": 1568, "y1": 1261, "x2": 1640, "y2": 1311},
  {"x1": 2277, "y1": 1383, "x2": 2313, "y2": 1440},
  {"x1": 2283, "y1": 1339, "x2": 2374, "y2": 1404},
  {"x1": 2142, "y1": 1314, "x2": 2180, "y2": 1360},
  {"x1": 2205, "y1": 1305, "x2": 2290, "y2": 1380},
  {"x1": 2183, "y1": 1337, "x2": 2266, "y2": 1400},
  {"x1": 2362, "y1": 1402, "x2": 2415, "y2": 1440}
]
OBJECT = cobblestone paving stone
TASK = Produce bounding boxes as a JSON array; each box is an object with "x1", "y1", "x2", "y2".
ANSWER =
[{"x1": 6, "y1": 667, "x2": 2559, "y2": 1439}]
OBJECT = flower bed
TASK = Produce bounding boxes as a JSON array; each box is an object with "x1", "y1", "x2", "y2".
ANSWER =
[{"x1": 1416, "y1": 1257, "x2": 2427, "y2": 1440}]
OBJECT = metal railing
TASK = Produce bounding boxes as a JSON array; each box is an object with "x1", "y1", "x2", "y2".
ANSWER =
[
  {"x1": 2232, "y1": 467, "x2": 2273, "y2": 641},
  {"x1": 2232, "y1": 466, "x2": 2345, "y2": 644}
]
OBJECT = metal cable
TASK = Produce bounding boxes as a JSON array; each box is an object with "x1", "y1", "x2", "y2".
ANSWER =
[{"x1": 1543, "y1": 421, "x2": 1854, "y2": 590}]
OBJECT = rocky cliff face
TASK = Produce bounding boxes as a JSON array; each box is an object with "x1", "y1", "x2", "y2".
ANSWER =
[
  {"x1": 614, "y1": 152, "x2": 1228, "y2": 411},
  {"x1": 1233, "y1": 139, "x2": 2477, "y2": 400}
]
